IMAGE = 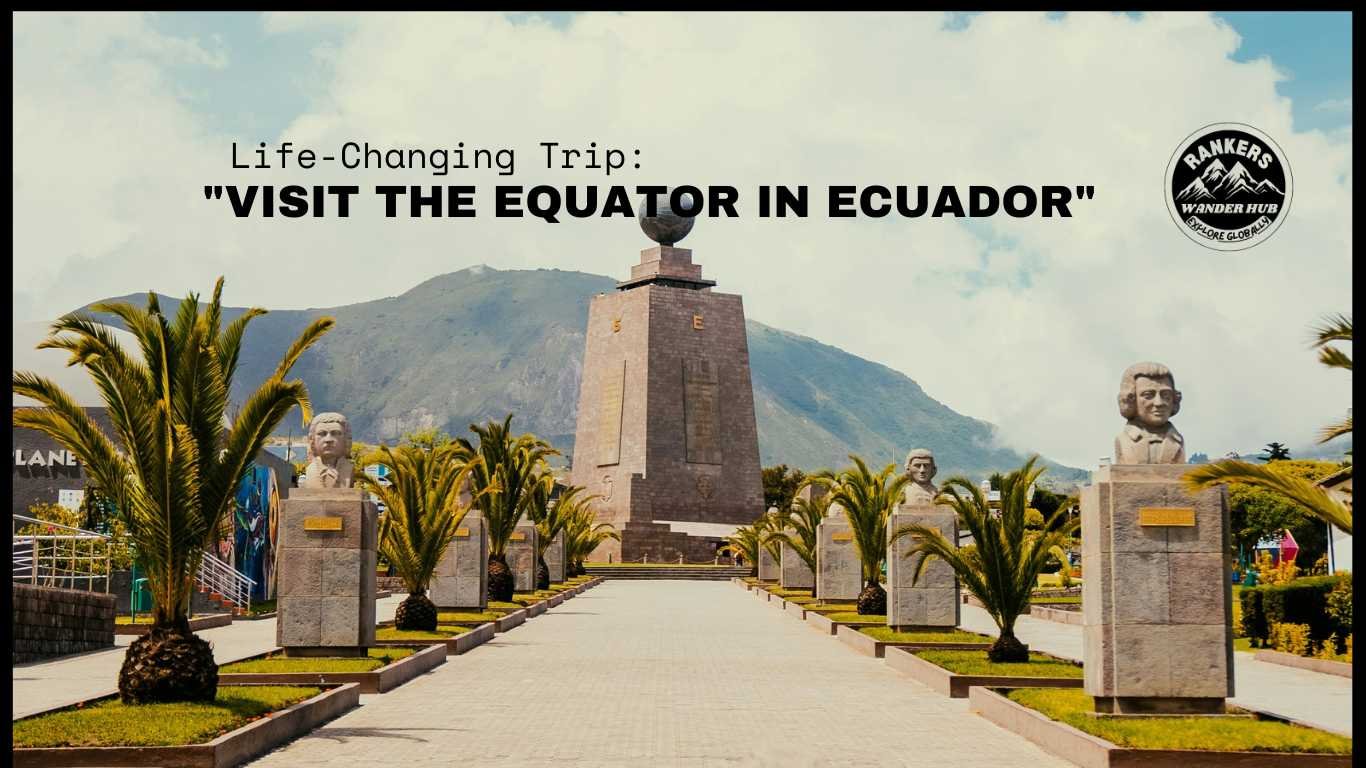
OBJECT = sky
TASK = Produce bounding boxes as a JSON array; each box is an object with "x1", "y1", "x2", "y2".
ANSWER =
[{"x1": 11, "y1": 11, "x2": 1353, "y2": 469}]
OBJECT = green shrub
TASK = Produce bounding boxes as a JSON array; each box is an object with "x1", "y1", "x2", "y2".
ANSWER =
[
  {"x1": 1270, "y1": 622, "x2": 1312, "y2": 656},
  {"x1": 1238, "y1": 588, "x2": 1265, "y2": 644},
  {"x1": 1242, "y1": 575, "x2": 1346, "y2": 649},
  {"x1": 1325, "y1": 575, "x2": 1352, "y2": 627}
]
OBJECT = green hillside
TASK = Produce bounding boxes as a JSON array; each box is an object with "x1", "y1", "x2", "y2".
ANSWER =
[{"x1": 83, "y1": 266, "x2": 1085, "y2": 484}]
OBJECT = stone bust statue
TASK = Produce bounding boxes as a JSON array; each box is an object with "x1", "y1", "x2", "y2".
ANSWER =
[
  {"x1": 1114, "y1": 362, "x2": 1185, "y2": 465},
  {"x1": 300, "y1": 412, "x2": 355, "y2": 488},
  {"x1": 901, "y1": 448, "x2": 939, "y2": 507}
]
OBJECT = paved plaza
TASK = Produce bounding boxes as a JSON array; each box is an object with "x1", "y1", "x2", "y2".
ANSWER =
[
  {"x1": 249, "y1": 581, "x2": 1070, "y2": 767},
  {"x1": 11, "y1": 580, "x2": 1352, "y2": 765}
]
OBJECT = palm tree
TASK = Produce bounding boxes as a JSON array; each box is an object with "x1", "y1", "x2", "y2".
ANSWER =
[
  {"x1": 12, "y1": 280, "x2": 332, "y2": 703},
  {"x1": 1260, "y1": 442, "x2": 1292, "y2": 462},
  {"x1": 757, "y1": 507, "x2": 788, "y2": 580},
  {"x1": 562, "y1": 500, "x2": 618, "y2": 576},
  {"x1": 815, "y1": 457, "x2": 913, "y2": 615},
  {"x1": 528, "y1": 479, "x2": 595, "y2": 588},
  {"x1": 769, "y1": 483, "x2": 827, "y2": 596},
  {"x1": 891, "y1": 456, "x2": 1079, "y2": 662},
  {"x1": 355, "y1": 442, "x2": 478, "y2": 631},
  {"x1": 1184, "y1": 461, "x2": 1352, "y2": 534},
  {"x1": 722, "y1": 521, "x2": 765, "y2": 575},
  {"x1": 1311, "y1": 313, "x2": 1352, "y2": 443},
  {"x1": 1184, "y1": 313, "x2": 1353, "y2": 535},
  {"x1": 455, "y1": 416, "x2": 557, "y2": 601}
]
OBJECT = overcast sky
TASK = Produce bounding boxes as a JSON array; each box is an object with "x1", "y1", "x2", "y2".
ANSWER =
[{"x1": 12, "y1": 12, "x2": 1353, "y2": 468}]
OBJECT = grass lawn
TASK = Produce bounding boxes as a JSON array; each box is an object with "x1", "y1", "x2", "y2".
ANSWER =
[
  {"x1": 785, "y1": 595, "x2": 820, "y2": 605},
  {"x1": 246, "y1": 599, "x2": 276, "y2": 615},
  {"x1": 765, "y1": 587, "x2": 814, "y2": 597},
  {"x1": 583, "y1": 562, "x2": 732, "y2": 568},
  {"x1": 13, "y1": 686, "x2": 321, "y2": 748},
  {"x1": 1007, "y1": 688, "x2": 1352, "y2": 754},
  {"x1": 860, "y1": 627, "x2": 991, "y2": 644},
  {"x1": 824, "y1": 612, "x2": 885, "y2": 624},
  {"x1": 437, "y1": 610, "x2": 504, "y2": 623},
  {"x1": 915, "y1": 650, "x2": 1083, "y2": 678},
  {"x1": 220, "y1": 647, "x2": 415, "y2": 674},
  {"x1": 489, "y1": 601, "x2": 526, "y2": 612},
  {"x1": 802, "y1": 601, "x2": 859, "y2": 614},
  {"x1": 375, "y1": 625, "x2": 470, "y2": 641},
  {"x1": 1234, "y1": 637, "x2": 1254, "y2": 653},
  {"x1": 1030, "y1": 596, "x2": 1081, "y2": 605}
]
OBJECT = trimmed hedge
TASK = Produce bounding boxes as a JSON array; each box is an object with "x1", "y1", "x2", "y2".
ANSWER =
[{"x1": 1239, "y1": 575, "x2": 1348, "y2": 648}]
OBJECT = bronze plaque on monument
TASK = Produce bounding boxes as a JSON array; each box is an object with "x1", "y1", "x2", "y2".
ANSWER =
[
  {"x1": 1138, "y1": 506, "x2": 1197, "y2": 526},
  {"x1": 598, "y1": 360, "x2": 625, "y2": 466},
  {"x1": 683, "y1": 358, "x2": 722, "y2": 465}
]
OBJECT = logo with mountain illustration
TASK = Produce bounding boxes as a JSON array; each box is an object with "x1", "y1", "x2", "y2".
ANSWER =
[{"x1": 1164, "y1": 123, "x2": 1292, "y2": 251}]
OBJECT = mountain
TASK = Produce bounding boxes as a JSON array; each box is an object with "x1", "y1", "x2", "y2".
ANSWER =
[
  {"x1": 1200, "y1": 158, "x2": 1227, "y2": 184},
  {"x1": 73, "y1": 267, "x2": 1087, "y2": 485},
  {"x1": 1175, "y1": 177, "x2": 1216, "y2": 202}
]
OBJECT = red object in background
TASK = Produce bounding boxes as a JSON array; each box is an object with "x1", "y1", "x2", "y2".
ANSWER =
[{"x1": 1280, "y1": 529, "x2": 1299, "y2": 565}]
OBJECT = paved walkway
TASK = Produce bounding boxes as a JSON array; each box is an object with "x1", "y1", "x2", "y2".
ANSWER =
[
  {"x1": 249, "y1": 581, "x2": 1070, "y2": 767},
  {"x1": 11, "y1": 595, "x2": 405, "y2": 719},
  {"x1": 958, "y1": 604, "x2": 1353, "y2": 736}
]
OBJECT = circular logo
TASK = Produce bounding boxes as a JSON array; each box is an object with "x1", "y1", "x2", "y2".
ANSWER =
[{"x1": 1164, "y1": 123, "x2": 1292, "y2": 250}]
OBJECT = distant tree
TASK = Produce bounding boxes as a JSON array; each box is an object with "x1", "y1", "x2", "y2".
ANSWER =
[
  {"x1": 762, "y1": 464, "x2": 806, "y2": 510},
  {"x1": 1188, "y1": 452, "x2": 1210, "y2": 464},
  {"x1": 1260, "y1": 442, "x2": 1292, "y2": 462}
]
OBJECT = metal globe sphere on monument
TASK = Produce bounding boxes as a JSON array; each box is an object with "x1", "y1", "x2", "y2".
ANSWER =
[{"x1": 638, "y1": 187, "x2": 697, "y2": 246}]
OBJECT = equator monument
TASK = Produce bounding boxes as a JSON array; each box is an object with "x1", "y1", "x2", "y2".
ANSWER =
[{"x1": 568, "y1": 191, "x2": 764, "y2": 561}]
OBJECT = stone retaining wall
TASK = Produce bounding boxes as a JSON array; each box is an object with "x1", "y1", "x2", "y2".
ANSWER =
[{"x1": 12, "y1": 583, "x2": 115, "y2": 663}]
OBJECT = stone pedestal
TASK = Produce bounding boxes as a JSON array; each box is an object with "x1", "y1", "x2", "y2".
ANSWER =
[
  {"x1": 276, "y1": 487, "x2": 377, "y2": 655},
  {"x1": 816, "y1": 515, "x2": 860, "y2": 601},
  {"x1": 431, "y1": 513, "x2": 487, "y2": 610},
  {"x1": 547, "y1": 531, "x2": 566, "y2": 583},
  {"x1": 509, "y1": 523, "x2": 538, "y2": 592},
  {"x1": 779, "y1": 540, "x2": 814, "y2": 589},
  {"x1": 886, "y1": 506, "x2": 959, "y2": 630},
  {"x1": 757, "y1": 545, "x2": 780, "y2": 581},
  {"x1": 1081, "y1": 464, "x2": 1232, "y2": 714}
]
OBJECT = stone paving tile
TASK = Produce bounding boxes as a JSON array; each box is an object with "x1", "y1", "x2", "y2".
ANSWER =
[
  {"x1": 249, "y1": 581, "x2": 1069, "y2": 767},
  {"x1": 11, "y1": 595, "x2": 405, "y2": 719},
  {"x1": 958, "y1": 602, "x2": 1352, "y2": 736}
]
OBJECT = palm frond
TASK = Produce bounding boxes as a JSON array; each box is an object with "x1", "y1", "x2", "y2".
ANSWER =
[{"x1": 1184, "y1": 460, "x2": 1351, "y2": 534}]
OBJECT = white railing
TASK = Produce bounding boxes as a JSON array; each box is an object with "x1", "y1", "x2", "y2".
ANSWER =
[
  {"x1": 197, "y1": 551, "x2": 255, "y2": 613},
  {"x1": 11, "y1": 514, "x2": 111, "y2": 593}
]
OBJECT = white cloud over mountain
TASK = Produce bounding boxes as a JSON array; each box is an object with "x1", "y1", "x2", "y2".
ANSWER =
[{"x1": 12, "y1": 12, "x2": 1353, "y2": 468}]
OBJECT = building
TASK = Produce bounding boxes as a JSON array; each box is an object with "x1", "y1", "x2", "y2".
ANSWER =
[{"x1": 1318, "y1": 467, "x2": 1352, "y2": 573}]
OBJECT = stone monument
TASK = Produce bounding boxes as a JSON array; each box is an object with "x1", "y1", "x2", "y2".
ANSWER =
[
  {"x1": 779, "y1": 538, "x2": 814, "y2": 590},
  {"x1": 567, "y1": 191, "x2": 765, "y2": 562},
  {"x1": 886, "y1": 449, "x2": 959, "y2": 630},
  {"x1": 509, "y1": 523, "x2": 538, "y2": 593},
  {"x1": 277, "y1": 412, "x2": 377, "y2": 656},
  {"x1": 814, "y1": 486, "x2": 860, "y2": 601},
  {"x1": 547, "y1": 530, "x2": 566, "y2": 583},
  {"x1": 430, "y1": 510, "x2": 487, "y2": 610},
  {"x1": 1082, "y1": 363, "x2": 1232, "y2": 714}
]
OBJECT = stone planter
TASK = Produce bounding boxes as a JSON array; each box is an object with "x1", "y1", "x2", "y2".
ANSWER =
[
  {"x1": 805, "y1": 611, "x2": 838, "y2": 636},
  {"x1": 885, "y1": 647, "x2": 1083, "y2": 698},
  {"x1": 783, "y1": 600, "x2": 808, "y2": 619},
  {"x1": 373, "y1": 622, "x2": 495, "y2": 656},
  {"x1": 217, "y1": 644, "x2": 445, "y2": 694},
  {"x1": 13, "y1": 683, "x2": 360, "y2": 768},
  {"x1": 494, "y1": 608, "x2": 527, "y2": 633},
  {"x1": 115, "y1": 614, "x2": 233, "y2": 636},
  {"x1": 1030, "y1": 604, "x2": 1085, "y2": 625},
  {"x1": 1253, "y1": 649, "x2": 1352, "y2": 678},
  {"x1": 835, "y1": 624, "x2": 992, "y2": 658},
  {"x1": 969, "y1": 686, "x2": 1351, "y2": 768},
  {"x1": 525, "y1": 600, "x2": 547, "y2": 617}
]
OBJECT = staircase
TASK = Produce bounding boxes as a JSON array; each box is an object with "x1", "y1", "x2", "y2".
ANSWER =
[
  {"x1": 585, "y1": 565, "x2": 752, "y2": 581},
  {"x1": 194, "y1": 552, "x2": 255, "y2": 615}
]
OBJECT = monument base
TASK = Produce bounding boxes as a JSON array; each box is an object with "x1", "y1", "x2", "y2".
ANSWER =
[
  {"x1": 1092, "y1": 696, "x2": 1227, "y2": 715},
  {"x1": 283, "y1": 646, "x2": 370, "y2": 658}
]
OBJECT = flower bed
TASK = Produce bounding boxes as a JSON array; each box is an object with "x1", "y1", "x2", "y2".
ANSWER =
[
  {"x1": 217, "y1": 644, "x2": 445, "y2": 694},
  {"x1": 886, "y1": 648, "x2": 1083, "y2": 698}
]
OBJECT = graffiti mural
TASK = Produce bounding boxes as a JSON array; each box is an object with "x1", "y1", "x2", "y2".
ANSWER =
[{"x1": 233, "y1": 464, "x2": 280, "y2": 601}]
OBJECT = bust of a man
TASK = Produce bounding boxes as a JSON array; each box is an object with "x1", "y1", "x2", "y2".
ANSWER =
[
  {"x1": 901, "y1": 448, "x2": 939, "y2": 507},
  {"x1": 300, "y1": 412, "x2": 354, "y2": 489},
  {"x1": 1114, "y1": 362, "x2": 1185, "y2": 465}
]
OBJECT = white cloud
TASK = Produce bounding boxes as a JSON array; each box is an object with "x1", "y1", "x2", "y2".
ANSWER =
[
  {"x1": 12, "y1": 11, "x2": 1353, "y2": 468},
  {"x1": 1314, "y1": 97, "x2": 1352, "y2": 113}
]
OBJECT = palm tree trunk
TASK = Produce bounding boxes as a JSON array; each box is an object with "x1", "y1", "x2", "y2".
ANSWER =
[{"x1": 988, "y1": 622, "x2": 1030, "y2": 663}]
